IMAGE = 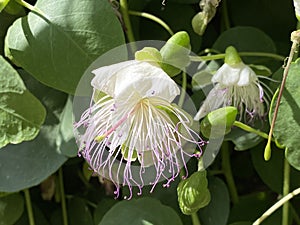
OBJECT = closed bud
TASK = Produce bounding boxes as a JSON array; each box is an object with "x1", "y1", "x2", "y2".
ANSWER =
[
  {"x1": 177, "y1": 170, "x2": 210, "y2": 215},
  {"x1": 200, "y1": 106, "x2": 237, "y2": 138},
  {"x1": 159, "y1": 31, "x2": 191, "y2": 77}
]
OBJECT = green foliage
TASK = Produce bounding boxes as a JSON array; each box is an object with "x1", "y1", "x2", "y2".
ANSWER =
[
  {"x1": 198, "y1": 177, "x2": 230, "y2": 225},
  {"x1": 0, "y1": 193, "x2": 24, "y2": 225},
  {"x1": 270, "y1": 59, "x2": 300, "y2": 170},
  {"x1": 99, "y1": 198, "x2": 183, "y2": 225},
  {"x1": 0, "y1": 0, "x2": 10, "y2": 12},
  {"x1": 69, "y1": 198, "x2": 94, "y2": 225},
  {"x1": 5, "y1": 0, "x2": 125, "y2": 94},
  {"x1": 0, "y1": 56, "x2": 46, "y2": 148}
]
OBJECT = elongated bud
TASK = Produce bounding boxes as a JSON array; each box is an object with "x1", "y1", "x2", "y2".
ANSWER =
[
  {"x1": 200, "y1": 106, "x2": 237, "y2": 138},
  {"x1": 192, "y1": 0, "x2": 220, "y2": 35},
  {"x1": 224, "y1": 46, "x2": 242, "y2": 66},
  {"x1": 177, "y1": 170, "x2": 210, "y2": 215},
  {"x1": 159, "y1": 31, "x2": 191, "y2": 77}
]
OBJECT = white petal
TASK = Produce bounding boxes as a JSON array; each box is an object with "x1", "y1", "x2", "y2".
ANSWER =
[
  {"x1": 237, "y1": 66, "x2": 257, "y2": 86},
  {"x1": 91, "y1": 60, "x2": 137, "y2": 96},
  {"x1": 114, "y1": 61, "x2": 179, "y2": 102},
  {"x1": 194, "y1": 85, "x2": 226, "y2": 120},
  {"x1": 92, "y1": 60, "x2": 179, "y2": 103},
  {"x1": 212, "y1": 63, "x2": 241, "y2": 86},
  {"x1": 294, "y1": 0, "x2": 300, "y2": 16}
]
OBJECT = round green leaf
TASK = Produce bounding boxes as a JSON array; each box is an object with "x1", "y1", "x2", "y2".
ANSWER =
[
  {"x1": 0, "y1": 73, "x2": 68, "y2": 192},
  {"x1": 99, "y1": 197, "x2": 183, "y2": 225},
  {"x1": 93, "y1": 199, "x2": 117, "y2": 225},
  {"x1": 251, "y1": 145, "x2": 300, "y2": 193},
  {"x1": 5, "y1": 0, "x2": 125, "y2": 94},
  {"x1": 0, "y1": 193, "x2": 24, "y2": 225},
  {"x1": 198, "y1": 177, "x2": 230, "y2": 225},
  {"x1": 212, "y1": 26, "x2": 276, "y2": 67},
  {"x1": 0, "y1": 56, "x2": 46, "y2": 148},
  {"x1": 270, "y1": 59, "x2": 300, "y2": 170},
  {"x1": 213, "y1": 26, "x2": 276, "y2": 53}
]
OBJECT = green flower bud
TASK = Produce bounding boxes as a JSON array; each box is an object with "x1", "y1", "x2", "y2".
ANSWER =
[
  {"x1": 192, "y1": 0, "x2": 219, "y2": 36},
  {"x1": 224, "y1": 46, "x2": 242, "y2": 66},
  {"x1": 177, "y1": 170, "x2": 211, "y2": 215},
  {"x1": 135, "y1": 47, "x2": 162, "y2": 67},
  {"x1": 200, "y1": 106, "x2": 237, "y2": 138},
  {"x1": 159, "y1": 31, "x2": 191, "y2": 77}
]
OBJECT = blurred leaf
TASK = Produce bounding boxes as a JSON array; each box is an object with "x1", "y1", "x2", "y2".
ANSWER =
[
  {"x1": 50, "y1": 208, "x2": 62, "y2": 225},
  {"x1": 0, "y1": 71, "x2": 68, "y2": 192},
  {"x1": 0, "y1": 0, "x2": 10, "y2": 13},
  {"x1": 5, "y1": 0, "x2": 125, "y2": 94},
  {"x1": 269, "y1": 59, "x2": 300, "y2": 170},
  {"x1": 138, "y1": 0, "x2": 201, "y2": 51},
  {"x1": 99, "y1": 197, "x2": 183, "y2": 225},
  {"x1": 251, "y1": 144, "x2": 300, "y2": 193},
  {"x1": 15, "y1": 204, "x2": 50, "y2": 225},
  {"x1": 213, "y1": 26, "x2": 276, "y2": 53},
  {"x1": 0, "y1": 193, "x2": 24, "y2": 225},
  {"x1": 93, "y1": 199, "x2": 117, "y2": 225},
  {"x1": 229, "y1": 192, "x2": 282, "y2": 225},
  {"x1": 69, "y1": 198, "x2": 93, "y2": 225},
  {"x1": 228, "y1": 222, "x2": 252, "y2": 225},
  {"x1": 227, "y1": 0, "x2": 295, "y2": 54},
  {"x1": 3, "y1": 0, "x2": 23, "y2": 15},
  {"x1": 167, "y1": 0, "x2": 198, "y2": 3},
  {"x1": 225, "y1": 127, "x2": 263, "y2": 151},
  {"x1": 56, "y1": 97, "x2": 77, "y2": 157},
  {"x1": 212, "y1": 26, "x2": 277, "y2": 68},
  {"x1": 198, "y1": 176, "x2": 230, "y2": 225},
  {"x1": 0, "y1": 55, "x2": 46, "y2": 148},
  {"x1": 122, "y1": 176, "x2": 192, "y2": 225}
]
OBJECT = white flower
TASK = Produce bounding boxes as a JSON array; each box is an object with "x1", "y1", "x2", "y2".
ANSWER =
[
  {"x1": 294, "y1": 0, "x2": 300, "y2": 17},
  {"x1": 194, "y1": 62, "x2": 264, "y2": 120},
  {"x1": 74, "y1": 60, "x2": 204, "y2": 198}
]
